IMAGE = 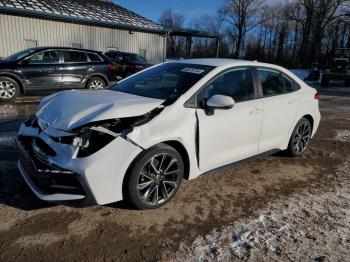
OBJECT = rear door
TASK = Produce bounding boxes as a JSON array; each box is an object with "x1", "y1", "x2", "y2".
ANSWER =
[
  {"x1": 255, "y1": 68, "x2": 301, "y2": 152},
  {"x1": 59, "y1": 50, "x2": 90, "y2": 89},
  {"x1": 19, "y1": 50, "x2": 61, "y2": 90}
]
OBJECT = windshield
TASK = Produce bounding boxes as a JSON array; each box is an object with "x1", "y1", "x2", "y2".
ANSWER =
[
  {"x1": 124, "y1": 53, "x2": 146, "y2": 62},
  {"x1": 3, "y1": 48, "x2": 37, "y2": 62},
  {"x1": 112, "y1": 63, "x2": 215, "y2": 100}
]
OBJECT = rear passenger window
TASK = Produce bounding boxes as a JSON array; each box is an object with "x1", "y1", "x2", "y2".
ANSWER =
[
  {"x1": 205, "y1": 68, "x2": 255, "y2": 103},
  {"x1": 283, "y1": 75, "x2": 300, "y2": 93},
  {"x1": 87, "y1": 53, "x2": 102, "y2": 62},
  {"x1": 257, "y1": 69, "x2": 285, "y2": 97},
  {"x1": 62, "y1": 51, "x2": 87, "y2": 63}
]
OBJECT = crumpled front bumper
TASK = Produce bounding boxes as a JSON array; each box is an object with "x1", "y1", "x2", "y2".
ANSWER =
[{"x1": 17, "y1": 123, "x2": 143, "y2": 205}]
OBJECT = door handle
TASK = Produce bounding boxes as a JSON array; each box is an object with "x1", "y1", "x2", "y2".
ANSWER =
[
  {"x1": 288, "y1": 99, "x2": 296, "y2": 104},
  {"x1": 249, "y1": 108, "x2": 262, "y2": 114}
]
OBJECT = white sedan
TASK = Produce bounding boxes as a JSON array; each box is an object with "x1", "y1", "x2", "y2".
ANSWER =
[{"x1": 17, "y1": 59, "x2": 320, "y2": 209}]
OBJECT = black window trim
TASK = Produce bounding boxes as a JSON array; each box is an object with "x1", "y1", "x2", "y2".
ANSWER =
[
  {"x1": 86, "y1": 52, "x2": 104, "y2": 63},
  {"x1": 184, "y1": 66, "x2": 259, "y2": 108},
  {"x1": 253, "y1": 66, "x2": 301, "y2": 99},
  {"x1": 21, "y1": 49, "x2": 60, "y2": 65},
  {"x1": 21, "y1": 48, "x2": 101, "y2": 64}
]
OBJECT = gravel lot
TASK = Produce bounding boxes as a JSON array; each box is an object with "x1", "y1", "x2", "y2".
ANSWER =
[{"x1": 0, "y1": 90, "x2": 349, "y2": 261}]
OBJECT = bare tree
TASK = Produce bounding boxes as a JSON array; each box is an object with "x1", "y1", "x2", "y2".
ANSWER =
[
  {"x1": 159, "y1": 9, "x2": 186, "y2": 58},
  {"x1": 287, "y1": 0, "x2": 347, "y2": 66},
  {"x1": 220, "y1": 0, "x2": 266, "y2": 58}
]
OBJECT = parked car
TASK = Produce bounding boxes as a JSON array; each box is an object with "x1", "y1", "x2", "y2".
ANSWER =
[
  {"x1": 0, "y1": 47, "x2": 117, "y2": 102},
  {"x1": 104, "y1": 51, "x2": 152, "y2": 78},
  {"x1": 17, "y1": 59, "x2": 320, "y2": 209}
]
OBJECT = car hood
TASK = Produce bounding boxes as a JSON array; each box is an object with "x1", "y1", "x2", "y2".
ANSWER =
[{"x1": 36, "y1": 90, "x2": 164, "y2": 131}]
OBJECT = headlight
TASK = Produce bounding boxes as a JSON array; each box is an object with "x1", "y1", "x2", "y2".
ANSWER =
[
  {"x1": 73, "y1": 120, "x2": 122, "y2": 158},
  {"x1": 65, "y1": 106, "x2": 164, "y2": 158}
]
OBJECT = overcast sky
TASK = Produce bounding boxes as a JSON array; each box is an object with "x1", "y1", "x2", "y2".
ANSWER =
[{"x1": 115, "y1": 0, "x2": 282, "y2": 24}]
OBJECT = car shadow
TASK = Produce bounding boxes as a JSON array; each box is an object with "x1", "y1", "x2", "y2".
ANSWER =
[
  {"x1": 0, "y1": 168, "x2": 135, "y2": 211},
  {"x1": 0, "y1": 169, "x2": 56, "y2": 211}
]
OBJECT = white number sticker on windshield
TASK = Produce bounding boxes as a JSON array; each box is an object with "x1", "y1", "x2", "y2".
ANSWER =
[{"x1": 181, "y1": 68, "x2": 205, "y2": 74}]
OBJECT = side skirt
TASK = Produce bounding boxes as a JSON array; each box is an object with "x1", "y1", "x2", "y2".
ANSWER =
[{"x1": 200, "y1": 149, "x2": 281, "y2": 177}]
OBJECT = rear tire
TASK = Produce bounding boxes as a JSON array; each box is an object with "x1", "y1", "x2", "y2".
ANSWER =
[
  {"x1": 87, "y1": 77, "x2": 106, "y2": 90},
  {"x1": 287, "y1": 118, "x2": 312, "y2": 157},
  {"x1": 127, "y1": 144, "x2": 184, "y2": 209},
  {"x1": 0, "y1": 76, "x2": 19, "y2": 102}
]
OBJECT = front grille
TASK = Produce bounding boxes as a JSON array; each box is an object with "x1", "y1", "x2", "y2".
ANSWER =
[{"x1": 17, "y1": 137, "x2": 86, "y2": 196}]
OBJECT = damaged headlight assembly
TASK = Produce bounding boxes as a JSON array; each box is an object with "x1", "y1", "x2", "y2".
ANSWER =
[{"x1": 70, "y1": 106, "x2": 164, "y2": 158}]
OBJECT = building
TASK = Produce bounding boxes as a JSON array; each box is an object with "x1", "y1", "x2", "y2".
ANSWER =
[{"x1": 0, "y1": 0, "x2": 167, "y2": 64}]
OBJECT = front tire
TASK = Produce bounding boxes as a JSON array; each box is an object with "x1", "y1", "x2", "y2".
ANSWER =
[
  {"x1": 127, "y1": 144, "x2": 184, "y2": 209},
  {"x1": 0, "y1": 77, "x2": 19, "y2": 102},
  {"x1": 87, "y1": 77, "x2": 106, "y2": 90},
  {"x1": 287, "y1": 118, "x2": 312, "y2": 157}
]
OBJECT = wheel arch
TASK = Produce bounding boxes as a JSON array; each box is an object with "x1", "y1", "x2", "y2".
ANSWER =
[
  {"x1": 0, "y1": 73, "x2": 25, "y2": 94},
  {"x1": 161, "y1": 140, "x2": 190, "y2": 180},
  {"x1": 121, "y1": 139, "x2": 191, "y2": 202},
  {"x1": 85, "y1": 74, "x2": 108, "y2": 88},
  {"x1": 302, "y1": 114, "x2": 314, "y2": 132}
]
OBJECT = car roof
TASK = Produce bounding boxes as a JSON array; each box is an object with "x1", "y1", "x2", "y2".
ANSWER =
[
  {"x1": 31, "y1": 46, "x2": 102, "y2": 53},
  {"x1": 111, "y1": 51, "x2": 137, "y2": 55},
  {"x1": 172, "y1": 58, "x2": 250, "y2": 67},
  {"x1": 172, "y1": 58, "x2": 291, "y2": 72}
]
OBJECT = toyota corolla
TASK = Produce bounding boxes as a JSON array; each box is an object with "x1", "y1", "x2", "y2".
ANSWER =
[{"x1": 17, "y1": 59, "x2": 320, "y2": 209}]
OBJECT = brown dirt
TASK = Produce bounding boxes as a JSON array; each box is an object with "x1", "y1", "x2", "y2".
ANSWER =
[{"x1": 0, "y1": 94, "x2": 349, "y2": 262}]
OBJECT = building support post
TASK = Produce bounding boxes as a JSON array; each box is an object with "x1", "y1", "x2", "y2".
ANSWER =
[
  {"x1": 216, "y1": 37, "x2": 220, "y2": 58},
  {"x1": 186, "y1": 36, "x2": 192, "y2": 59}
]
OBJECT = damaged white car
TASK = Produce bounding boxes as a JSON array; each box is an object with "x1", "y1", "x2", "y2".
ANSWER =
[{"x1": 17, "y1": 59, "x2": 320, "y2": 209}]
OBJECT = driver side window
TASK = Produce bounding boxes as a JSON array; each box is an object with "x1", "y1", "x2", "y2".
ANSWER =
[{"x1": 198, "y1": 68, "x2": 255, "y2": 105}]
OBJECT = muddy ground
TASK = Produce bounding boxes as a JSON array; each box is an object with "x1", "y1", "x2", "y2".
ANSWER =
[{"x1": 0, "y1": 90, "x2": 349, "y2": 261}]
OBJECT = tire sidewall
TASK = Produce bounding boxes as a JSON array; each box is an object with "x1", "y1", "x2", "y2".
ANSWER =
[
  {"x1": 127, "y1": 144, "x2": 184, "y2": 209},
  {"x1": 288, "y1": 118, "x2": 312, "y2": 157},
  {"x1": 0, "y1": 77, "x2": 19, "y2": 102},
  {"x1": 87, "y1": 77, "x2": 106, "y2": 90}
]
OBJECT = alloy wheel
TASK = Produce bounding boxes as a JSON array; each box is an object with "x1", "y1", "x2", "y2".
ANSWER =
[
  {"x1": 136, "y1": 153, "x2": 181, "y2": 206},
  {"x1": 0, "y1": 81, "x2": 16, "y2": 99},
  {"x1": 89, "y1": 80, "x2": 104, "y2": 90},
  {"x1": 293, "y1": 121, "x2": 311, "y2": 154}
]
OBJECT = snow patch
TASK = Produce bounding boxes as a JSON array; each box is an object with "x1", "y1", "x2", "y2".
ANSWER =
[
  {"x1": 335, "y1": 130, "x2": 350, "y2": 142},
  {"x1": 290, "y1": 69, "x2": 309, "y2": 81},
  {"x1": 0, "y1": 132, "x2": 17, "y2": 147},
  {"x1": 172, "y1": 162, "x2": 350, "y2": 261}
]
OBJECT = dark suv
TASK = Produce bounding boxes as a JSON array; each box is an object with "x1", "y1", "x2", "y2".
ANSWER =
[
  {"x1": 0, "y1": 47, "x2": 117, "y2": 102},
  {"x1": 104, "y1": 51, "x2": 152, "y2": 78}
]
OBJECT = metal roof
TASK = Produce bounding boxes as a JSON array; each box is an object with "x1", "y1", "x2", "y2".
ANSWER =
[
  {"x1": 0, "y1": 0, "x2": 167, "y2": 34},
  {"x1": 169, "y1": 28, "x2": 221, "y2": 39}
]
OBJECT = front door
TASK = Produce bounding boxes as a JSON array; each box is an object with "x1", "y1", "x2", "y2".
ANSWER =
[
  {"x1": 20, "y1": 50, "x2": 61, "y2": 90},
  {"x1": 196, "y1": 67, "x2": 263, "y2": 171}
]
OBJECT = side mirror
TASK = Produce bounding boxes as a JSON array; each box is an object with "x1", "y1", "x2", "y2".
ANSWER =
[{"x1": 206, "y1": 95, "x2": 235, "y2": 109}]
